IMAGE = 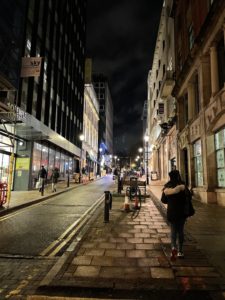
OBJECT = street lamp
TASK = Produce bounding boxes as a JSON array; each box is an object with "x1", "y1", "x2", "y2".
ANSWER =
[
  {"x1": 114, "y1": 155, "x2": 117, "y2": 167},
  {"x1": 79, "y1": 134, "x2": 84, "y2": 183},
  {"x1": 144, "y1": 135, "x2": 149, "y2": 185},
  {"x1": 138, "y1": 147, "x2": 143, "y2": 169}
]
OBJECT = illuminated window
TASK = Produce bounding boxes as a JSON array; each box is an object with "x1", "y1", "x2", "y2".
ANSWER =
[
  {"x1": 215, "y1": 129, "x2": 225, "y2": 187},
  {"x1": 193, "y1": 140, "x2": 203, "y2": 187}
]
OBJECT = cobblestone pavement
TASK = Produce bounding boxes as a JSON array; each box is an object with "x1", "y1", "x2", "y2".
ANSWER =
[
  {"x1": 1, "y1": 193, "x2": 225, "y2": 300},
  {"x1": 36, "y1": 196, "x2": 225, "y2": 299},
  {"x1": 0, "y1": 257, "x2": 57, "y2": 299}
]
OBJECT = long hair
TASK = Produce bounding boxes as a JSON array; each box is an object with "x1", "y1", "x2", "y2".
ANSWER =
[{"x1": 165, "y1": 170, "x2": 183, "y2": 188}]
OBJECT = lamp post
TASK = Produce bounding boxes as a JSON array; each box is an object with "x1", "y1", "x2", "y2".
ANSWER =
[
  {"x1": 138, "y1": 147, "x2": 143, "y2": 172},
  {"x1": 99, "y1": 147, "x2": 103, "y2": 176},
  {"x1": 79, "y1": 134, "x2": 84, "y2": 183},
  {"x1": 144, "y1": 135, "x2": 149, "y2": 185},
  {"x1": 114, "y1": 155, "x2": 117, "y2": 168}
]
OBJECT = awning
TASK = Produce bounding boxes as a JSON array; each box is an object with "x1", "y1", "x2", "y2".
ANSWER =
[{"x1": 86, "y1": 151, "x2": 97, "y2": 162}]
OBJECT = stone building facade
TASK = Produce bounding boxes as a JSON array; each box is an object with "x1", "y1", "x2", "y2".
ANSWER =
[
  {"x1": 147, "y1": 0, "x2": 176, "y2": 182},
  {"x1": 173, "y1": 0, "x2": 225, "y2": 205}
]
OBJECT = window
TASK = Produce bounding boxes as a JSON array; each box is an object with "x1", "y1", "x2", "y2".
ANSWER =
[
  {"x1": 188, "y1": 23, "x2": 194, "y2": 50},
  {"x1": 100, "y1": 105, "x2": 105, "y2": 111},
  {"x1": 163, "y1": 65, "x2": 166, "y2": 77},
  {"x1": 208, "y1": 0, "x2": 214, "y2": 9},
  {"x1": 194, "y1": 74, "x2": 200, "y2": 114},
  {"x1": 184, "y1": 93, "x2": 188, "y2": 125},
  {"x1": 193, "y1": 140, "x2": 203, "y2": 186},
  {"x1": 217, "y1": 37, "x2": 225, "y2": 90},
  {"x1": 215, "y1": 129, "x2": 225, "y2": 187}
]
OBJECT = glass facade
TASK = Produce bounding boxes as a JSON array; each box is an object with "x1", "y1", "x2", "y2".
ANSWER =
[
  {"x1": 31, "y1": 142, "x2": 77, "y2": 188},
  {"x1": 193, "y1": 140, "x2": 203, "y2": 186},
  {"x1": 215, "y1": 129, "x2": 225, "y2": 187},
  {"x1": 20, "y1": 0, "x2": 86, "y2": 148}
]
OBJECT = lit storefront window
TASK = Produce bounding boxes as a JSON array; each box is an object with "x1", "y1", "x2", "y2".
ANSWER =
[
  {"x1": 215, "y1": 129, "x2": 225, "y2": 187},
  {"x1": 193, "y1": 140, "x2": 203, "y2": 186},
  {"x1": 55, "y1": 151, "x2": 60, "y2": 169},
  {"x1": 48, "y1": 148, "x2": 55, "y2": 176},
  {"x1": 60, "y1": 153, "x2": 65, "y2": 177},
  {"x1": 31, "y1": 142, "x2": 75, "y2": 187},
  {"x1": 0, "y1": 153, "x2": 10, "y2": 183},
  {"x1": 0, "y1": 135, "x2": 14, "y2": 183},
  {"x1": 41, "y1": 145, "x2": 49, "y2": 169}
]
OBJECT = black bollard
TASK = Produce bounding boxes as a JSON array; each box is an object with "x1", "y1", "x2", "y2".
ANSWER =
[
  {"x1": 104, "y1": 191, "x2": 111, "y2": 223},
  {"x1": 41, "y1": 180, "x2": 44, "y2": 196},
  {"x1": 67, "y1": 173, "x2": 70, "y2": 187},
  {"x1": 117, "y1": 178, "x2": 122, "y2": 194}
]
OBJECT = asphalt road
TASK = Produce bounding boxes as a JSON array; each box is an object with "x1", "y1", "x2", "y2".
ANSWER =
[{"x1": 0, "y1": 176, "x2": 114, "y2": 256}]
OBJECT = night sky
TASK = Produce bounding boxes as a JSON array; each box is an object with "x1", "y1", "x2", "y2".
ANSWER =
[{"x1": 86, "y1": 0, "x2": 163, "y2": 156}]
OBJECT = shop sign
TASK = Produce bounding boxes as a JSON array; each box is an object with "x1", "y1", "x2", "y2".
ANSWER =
[
  {"x1": 21, "y1": 57, "x2": 42, "y2": 77},
  {"x1": 16, "y1": 157, "x2": 30, "y2": 171}
]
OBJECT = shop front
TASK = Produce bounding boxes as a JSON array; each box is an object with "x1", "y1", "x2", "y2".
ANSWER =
[
  {"x1": 13, "y1": 140, "x2": 80, "y2": 191},
  {"x1": 31, "y1": 142, "x2": 79, "y2": 189},
  {"x1": 0, "y1": 134, "x2": 15, "y2": 185}
]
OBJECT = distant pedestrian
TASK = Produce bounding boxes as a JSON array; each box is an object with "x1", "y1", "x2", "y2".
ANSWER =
[
  {"x1": 161, "y1": 170, "x2": 186, "y2": 260},
  {"x1": 51, "y1": 167, "x2": 59, "y2": 192},
  {"x1": 38, "y1": 165, "x2": 47, "y2": 192},
  {"x1": 113, "y1": 167, "x2": 119, "y2": 182}
]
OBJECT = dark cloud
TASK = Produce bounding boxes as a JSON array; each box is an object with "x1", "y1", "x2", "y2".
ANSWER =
[{"x1": 86, "y1": 0, "x2": 163, "y2": 156}]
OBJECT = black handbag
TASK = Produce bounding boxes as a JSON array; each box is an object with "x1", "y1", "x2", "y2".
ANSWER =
[
  {"x1": 184, "y1": 187, "x2": 195, "y2": 217},
  {"x1": 161, "y1": 192, "x2": 168, "y2": 204}
]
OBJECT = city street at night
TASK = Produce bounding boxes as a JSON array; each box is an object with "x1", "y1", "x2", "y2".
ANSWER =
[
  {"x1": 1, "y1": 0, "x2": 225, "y2": 299},
  {"x1": 0, "y1": 177, "x2": 225, "y2": 299}
]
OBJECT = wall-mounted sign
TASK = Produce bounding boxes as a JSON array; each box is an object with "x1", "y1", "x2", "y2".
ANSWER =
[
  {"x1": 21, "y1": 57, "x2": 42, "y2": 77},
  {"x1": 16, "y1": 157, "x2": 30, "y2": 171}
]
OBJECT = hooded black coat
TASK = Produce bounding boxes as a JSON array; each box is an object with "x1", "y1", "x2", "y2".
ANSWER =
[
  {"x1": 163, "y1": 169, "x2": 186, "y2": 223},
  {"x1": 165, "y1": 189, "x2": 186, "y2": 222}
]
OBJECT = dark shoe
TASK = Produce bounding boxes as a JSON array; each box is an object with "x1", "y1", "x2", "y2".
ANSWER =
[
  {"x1": 177, "y1": 251, "x2": 184, "y2": 258},
  {"x1": 170, "y1": 247, "x2": 177, "y2": 261}
]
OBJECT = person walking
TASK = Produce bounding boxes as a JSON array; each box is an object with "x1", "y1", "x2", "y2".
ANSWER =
[
  {"x1": 38, "y1": 165, "x2": 47, "y2": 193},
  {"x1": 161, "y1": 170, "x2": 186, "y2": 260},
  {"x1": 51, "y1": 167, "x2": 59, "y2": 192}
]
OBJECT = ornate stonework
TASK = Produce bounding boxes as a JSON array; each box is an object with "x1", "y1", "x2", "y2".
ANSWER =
[
  {"x1": 205, "y1": 89, "x2": 225, "y2": 132},
  {"x1": 178, "y1": 127, "x2": 189, "y2": 149},
  {"x1": 189, "y1": 117, "x2": 201, "y2": 143}
]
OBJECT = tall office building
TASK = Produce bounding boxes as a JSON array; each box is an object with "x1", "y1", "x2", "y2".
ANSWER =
[
  {"x1": 0, "y1": 0, "x2": 87, "y2": 190},
  {"x1": 93, "y1": 74, "x2": 113, "y2": 172}
]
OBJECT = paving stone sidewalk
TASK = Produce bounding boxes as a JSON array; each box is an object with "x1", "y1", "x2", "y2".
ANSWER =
[{"x1": 38, "y1": 196, "x2": 225, "y2": 298}]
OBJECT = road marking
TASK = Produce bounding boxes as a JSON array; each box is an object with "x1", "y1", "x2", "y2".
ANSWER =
[
  {"x1": 39, "y1": 194, "x2": 105, "y2": 257},
  {"x1": 0, "y1": 196, "x2": 62, "y2": 222},
  {"x1": 0, "y1": 189, "x2": 106, "y2": 222}
]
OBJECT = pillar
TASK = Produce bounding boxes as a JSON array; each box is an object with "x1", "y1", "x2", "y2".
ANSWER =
[
  {"x1": 187, "y1": 83, "x2": 195, "y2": 120},
  {"x1": 203, "y1": 134, "x2": 217, "y2": 203},
  {"x1": 199, "y1": 55, "x2": 211, "y2": 107},
  {"x1": 223, "y1": 23, "x2": 225, "y2": 47},
  {"x1": 210, "y1": 44, "x2": 219, "y2": 95}
]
